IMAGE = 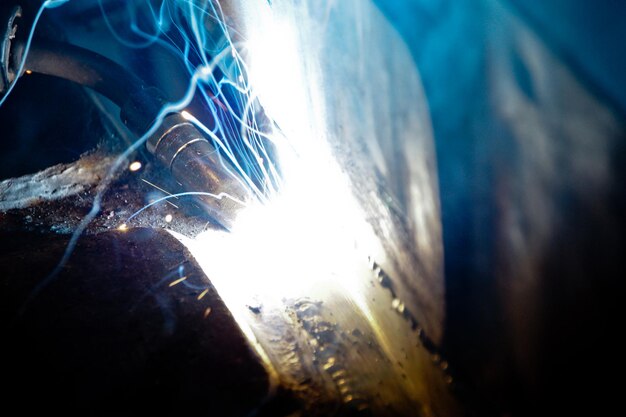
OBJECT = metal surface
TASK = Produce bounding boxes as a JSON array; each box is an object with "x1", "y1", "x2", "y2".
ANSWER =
[
  {"x1": 0, "y1": 5, "x2": 21, "y2": 93},
  {"x1": 235, "y1": 268, "x2": 460, "y2": 417},
  {"x1": 15, "y1": 38, "x2": 146, "y2": 106}
]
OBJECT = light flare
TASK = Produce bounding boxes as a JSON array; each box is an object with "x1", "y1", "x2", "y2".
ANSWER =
[
  {"x1": 173, "y1": 1, "x2": 380, "y2": 326},
  {"x1": 178, "y1": 138, "x2": 379, "y2": 323}
]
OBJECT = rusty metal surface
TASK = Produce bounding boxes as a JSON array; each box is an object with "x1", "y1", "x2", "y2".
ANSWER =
[{"x1": 0, "y1": 149, "x2": 212, "y2": 236}]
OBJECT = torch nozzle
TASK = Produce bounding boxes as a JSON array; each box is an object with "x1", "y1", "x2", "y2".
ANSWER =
[{"x1": 146, "y1": 112, "x2": 252, "y2": 230}]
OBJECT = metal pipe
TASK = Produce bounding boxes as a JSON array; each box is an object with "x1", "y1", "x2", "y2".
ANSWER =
[{"x1": 15, "y1": 39, "x2": 146, "y2": 107}]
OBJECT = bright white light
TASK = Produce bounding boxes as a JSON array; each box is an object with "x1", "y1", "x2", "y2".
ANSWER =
[
  {"x1": 180, "y1": 110, "x2": 193, "y2": 121},
  {"x1": 244, "y1": 2, "x2": 322, "y2": 148},
  {"x1": 179, "y1": 146, "x2": 379, "y2": 319},
  {"x1": 175, "y1": 1, "x2": 380, "y2": 319},
  {"x1": 129, "y1": 161, "x2": 142, "y2": 172},
  {"x1": 200, "y1": 65, "x2": 212, "y2": 77}
]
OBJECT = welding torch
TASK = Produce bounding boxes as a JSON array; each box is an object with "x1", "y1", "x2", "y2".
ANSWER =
[{"x1": 1, "y1": 6, "x2": 251, "y2": 230}]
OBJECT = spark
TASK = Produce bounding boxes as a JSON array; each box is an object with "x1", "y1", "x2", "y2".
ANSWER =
[
  {"x1": 203, "y1": 306, "x2": 212, "y2": 318},
  {"x1": 168, "y1": 275, "x2": 188, "y2": 287},
  {"x1": 128, "y1": 161, "x2": 142, "y2": 172},
  {"x1": 197, "y1": 288, "x2": 209, "y2": 300},
  {"x1": 117, "y1": 223, "x2": 128, "y2": 231},
  {"x1": 164, "y1": 213, "x2": 173, "y2": 223},
  {"x1": 140, "y1": 178, "x2": 179, "y2": 208}
]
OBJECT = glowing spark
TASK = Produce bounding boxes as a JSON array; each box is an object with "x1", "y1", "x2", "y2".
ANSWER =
[
  {"x1": 197, "y1": 288, "x2": 209, "y2": 300},
  {"x1": 140, "y1": 178, "x2": 179, "y2": 208},
  {"x1": 128, "y1": 161, "x2": 142, "y2": 172},
  {"x1": 25, "y1": 70, "x2": 32, "y2": 75},
  {"x1": 203, "y1": 307, "x2": 212, "y2": 318},
  {"x1": 164, "y1": 214, "x2": 173, "y2": 223},
  {"x1": 180, "y1": 110, "x2": 192, "y2": 121},
  {"x1": 140, "y1": 178, "x2": 176, "y2": 198},
  {"x1": 168, "y1": 275, "x2": 188, "y2": 287},
  {"x1": 117, "y1": 223, "x2": 128, "y2": 231}
]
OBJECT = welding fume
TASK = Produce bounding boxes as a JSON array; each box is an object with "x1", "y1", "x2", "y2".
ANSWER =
[{"x1": 0, "y1": 1, "x2": 624, "y2": 417}]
